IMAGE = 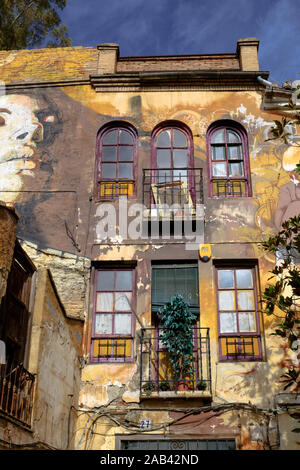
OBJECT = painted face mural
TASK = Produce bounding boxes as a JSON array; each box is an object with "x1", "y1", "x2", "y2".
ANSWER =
[
  {"x1": 275, "y1": 146, "x2": 300, "y2": 229},
  {"x1": 0, "y1": 93, "x2": 60, "y2": 202}
]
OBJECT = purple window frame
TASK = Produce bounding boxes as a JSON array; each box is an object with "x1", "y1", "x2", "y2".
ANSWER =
[
  {"x1": 151, "y1": 122, "x2": 195, "y2": 203},
  {"x1": 90, "y1": 268, "x2": 135, "y2": 363},
  {"x1": 215, "y1": 264, "x2": 262, "y2": 361},
  {"x1": 96, "y1": 122, "x2": 137, "y2": 199},
  {"x1": 207, "y1": 121, "x2": 251, "y2": 198}
]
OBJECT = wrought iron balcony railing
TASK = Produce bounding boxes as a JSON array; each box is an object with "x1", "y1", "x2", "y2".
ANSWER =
[
  {"x1": 140, "y1": 327, "x2": 211, "y2": 395},
  {"x1": 143, "y1": 168, "x2": 203, "y2": 216},
  {"x1": 219, "y1": 334, "x2": 263, "y2": 361},
  {"x1": 0, "y1": 360, "x2": 35, "y2": 428}
]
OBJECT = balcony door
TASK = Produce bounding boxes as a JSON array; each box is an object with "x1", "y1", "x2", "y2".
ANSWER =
[{"x1": 151, "y1": 125, "x2": 195, "y2": 208}]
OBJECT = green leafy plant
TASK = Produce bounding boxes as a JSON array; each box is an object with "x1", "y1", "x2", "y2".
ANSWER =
[
  {"x1": 261, "y1": 215, "x2": 300, "y2": 396},
  {"x1": 196, "y1": 380, "x2": 207, "y2": 391},
  {"x1": 159, "y1": 380, "x2": 171, "y2": 391},
  {"x1": 142, "y1": 381, "x2": 155, "y2": 396},
  {"x1": 159, "y1": 294, "x2": 197, "y2": 387}
]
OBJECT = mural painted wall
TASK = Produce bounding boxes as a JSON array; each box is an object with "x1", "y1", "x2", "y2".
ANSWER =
[{"x1": 0, "y1": 46, "x2": 299, "y2": 450}]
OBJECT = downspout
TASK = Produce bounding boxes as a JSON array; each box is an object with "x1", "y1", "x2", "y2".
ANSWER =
[{"x1": 257, "y1": 75, "x2": 274, "y2": 87}]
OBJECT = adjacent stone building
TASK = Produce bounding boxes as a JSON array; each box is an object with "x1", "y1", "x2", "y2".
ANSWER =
[{"x1": 0, "y1": 37, "x2": 299, "y2": 450}]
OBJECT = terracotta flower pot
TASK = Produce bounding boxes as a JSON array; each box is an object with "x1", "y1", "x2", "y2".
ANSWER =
[{"x1": 177, "y1": 380, "x2": 189, "y2": 391}]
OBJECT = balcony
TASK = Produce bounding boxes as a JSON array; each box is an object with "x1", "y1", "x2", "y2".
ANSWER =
[
  {"x1": 219, "y1": 334, "x2": 263, "y2": 361},
  {"x1": 0, "y1": 361, "x2": 35, "y2": 428},
  {"x1": 140, "y1": 327, "x2": 211, "y2": 398},
  {"x1": 142, "y1": 168, "x2": 203, "y2": 219}
]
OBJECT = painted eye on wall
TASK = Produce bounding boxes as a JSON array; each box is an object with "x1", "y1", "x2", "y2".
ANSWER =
[
  {"x1": 43, "y1": 115, "x2": 56, "y2": 123},
  {"x1": 0, "y1": 115, "x2": 6, "y2": 126}
]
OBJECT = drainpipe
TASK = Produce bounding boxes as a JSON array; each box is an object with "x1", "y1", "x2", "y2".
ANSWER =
[{"x1": 257, "y1": 75, "x2": 274, "y2": 87}]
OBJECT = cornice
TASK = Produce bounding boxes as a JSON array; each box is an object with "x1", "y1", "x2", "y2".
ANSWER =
[{"x1": 90, "y1": 70, "x2": 270, "y2": 92}]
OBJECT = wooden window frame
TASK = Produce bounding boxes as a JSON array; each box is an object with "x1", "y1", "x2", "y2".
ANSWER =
[
  {"x1": 151, "y1": 122, "x2": 196, "y2": 204},
  {"x1": 96, "y1": 122, "x2": 137, "y2": 200},
  {"x1": 214, "y1": 261, "x2": 262, "y2": 361},
  {"x1": 207, "y1": 121, "x2": 251, "y2": 198},
  {"x1": 90, "y1": 267, "x2": 136, "y2": 363}
]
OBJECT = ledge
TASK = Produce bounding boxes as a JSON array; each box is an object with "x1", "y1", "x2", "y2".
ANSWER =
[
  {"x1": 90, "y1": 70, "x2": 270, "y2": 92},
  {"x1": 140, "y1": 390, "x2": 212, "y2": 400}
]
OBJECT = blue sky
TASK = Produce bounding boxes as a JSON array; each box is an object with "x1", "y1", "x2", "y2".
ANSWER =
[{"x1": 60, "y1": 0, "x2": 299, "y2": 85}]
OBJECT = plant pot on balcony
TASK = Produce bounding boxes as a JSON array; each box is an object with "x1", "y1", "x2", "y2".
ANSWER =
[{"x1": 177, "y1": 380, "x2": 189, "y2": 391}]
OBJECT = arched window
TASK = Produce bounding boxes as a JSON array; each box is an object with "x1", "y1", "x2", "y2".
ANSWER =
[
  {"x1": 96, "y1": 123, "x2": 137, "y2": 198},
  {"x1": 149, "y1": 123, "x2": 197, "y2": 208},
  {"x1": 207, "y1": 121, "x2": 251, "y2": 197}
]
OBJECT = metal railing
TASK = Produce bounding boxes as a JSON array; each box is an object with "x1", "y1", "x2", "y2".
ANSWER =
[
  {"x1": 140, "y1": 327, "x2": 211, "y2": 394},
  {"x1": 143, "y1": 168, "x2": 203, "y2": 211},
  {"x1": 90, "y1": 336, "x2": 134, "y2": 362},
  {"x1": 219, "y1": 334, "x2": 262, "y2": 361},
  {"x1": 0, "y1": 361, "x2": 35, "y2": 427}
]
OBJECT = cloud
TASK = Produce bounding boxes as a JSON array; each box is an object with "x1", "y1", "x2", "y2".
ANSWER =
[{"x1": 59, "y1": 0, "x2": 299, "y2": 82}]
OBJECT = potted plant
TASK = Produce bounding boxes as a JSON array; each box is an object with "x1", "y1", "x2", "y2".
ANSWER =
[
  {"x1": 159, "y1": 294, "x2": 197, "y2": 391},
  {"x1": 196, "y1": 380, "x2": 207, "y2": 391},
  {"x1": 159, "y1": 380, "x2": 171, "y2": 391},
  {"x1": 142, "y1": 381, "x2": 155, "y2": 396}
]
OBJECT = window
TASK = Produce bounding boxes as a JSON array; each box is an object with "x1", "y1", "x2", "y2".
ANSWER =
[
  {"x1": 149, "y1": 123, "x2": 197, "y2": 209},
  {"x1": 96, "y1": 123, "x2": 137, "y2": 198},
  {"x1": 141, "y1": 263, "x2": 211, "y2": 392},
  {"x1": 207, "y1": 121, "x2": 251, "y2": 197},
  {"x1": 119, "y1": 437, "x2": 236, "y2": 450},
  {"x1": 152, "y1": 263, "x2": 199, "y2": 315},
  {"x1": 91, "y1": 268, "x2": 135, "y2": 362},
  {"x1": 215, "y1": 263, "x2": 262, "y2": 360}
]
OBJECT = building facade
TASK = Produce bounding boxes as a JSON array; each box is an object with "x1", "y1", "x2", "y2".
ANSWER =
[{"x1": 0, "y1": 37, "x2": 299, "y2": 450}]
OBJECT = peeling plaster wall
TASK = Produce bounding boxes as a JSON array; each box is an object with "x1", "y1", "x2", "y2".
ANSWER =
[
  {"x1": 0, "y1": 46, "x2": 299, "y2": 450},
  {"x1": 29, "y1": 269, "x2": 82, "y2": 449}
]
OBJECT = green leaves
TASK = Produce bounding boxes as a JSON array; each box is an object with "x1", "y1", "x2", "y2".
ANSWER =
[
  {"x1": 261, "y1": 215, "x2": 300, "y2": 394},
  {"x1": 0, "y1": 0, "x2": 71, "y2": 50},
  {"x1": 159, "y1": 294, "x2": 196, "y2": 381}
]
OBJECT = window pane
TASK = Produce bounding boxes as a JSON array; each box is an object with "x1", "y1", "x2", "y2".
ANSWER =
[
  {"x1": 236, "y1": 269, "x2": 253, "y2": 288},
  {"x1": 173, "y1": 129, "x2": 187, "y2": 147},
  {"x1": 115, "y1": 292, "x2": 132, "y2": 311},
  {"x1": 212, "y1": 146, "x2": 226, "y2": 160},
  {"x1": 114, "y1": 314, "x2": 132, "y2": 334},
  {"x1": 157, "y1": 130, "x2": 171, "y2": 147},
  {"x1": 116, "y1": 271, "x2": 132, "y2": 290},
  {"x1": 173, "y1": 149, "x2": 188, "y2": 167},
  {"x1": 229, "y1": 162, "x2": 244, "y2": 177},
  {"x1": 157, "y1": 149, "x2": 171, "y2": 168},
  {"x1": 102, "y1": 163, "x2": 116, "y2": 178},
  {"x1": 211, "y1": 129, "x2": 225, "y2": 144},
  {"x1": 102, "y1": 146, "x2": 117, "y2": 162},
  {"x1": 237, "y1": 291, "x2": 254, "y2": 311},
  {"x1": 212, "y1": 162, "x2": 227, "y2": 177},
  {"x1": 227, "y1": 130, "x2": 241, "y2": 143},
  {"x1": 119, "y1": 146, "x2": 133, "y2": 161},
  {"x1": 96, "y1": 292, "x2": 114, "y2": 311},
  {"x1": 97, "y1": 271, "x2": 115, "y2": 291},
  {"x1": 95, "y1": 314, "x2": 113, "y2": 334},
  {"x1": 173, "y1": 169, "x2": 188, "y2": 184},
  {"x1": 119, "y1": 163, "x2": 133, "y2": 179},
  {"x1": 157, "y1": 169, "x2": 171, "y2": 183},
  {"x1": 103, "y1": 130, "x2": 117, "y2": 145},
  {"x1": 119, "y1": 130, "x2": 133, "y2": 145},
  {"x1": 220, "y1": 312, "x2": 237, "y2": 333},
  {"x1": 239, "y1": 312, "x2": 256, "y2": 332},
  {"x1": 228, "y1": 145, "x2": 242, "y2": 160},
  {"x1": 218, "y1": 270, "x2": 234, "y2": 289},
  {"x1": 219, "y1": 291, "x2": 235, "y2": 310}
]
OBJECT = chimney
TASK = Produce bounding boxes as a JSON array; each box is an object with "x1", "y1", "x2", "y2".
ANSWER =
[
  {"x1": 237, "y1": 38, "x2": 260, "y2": 71},
  {"x1": 97, "y1": 43, "x2": 119, "y2": 75}
]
